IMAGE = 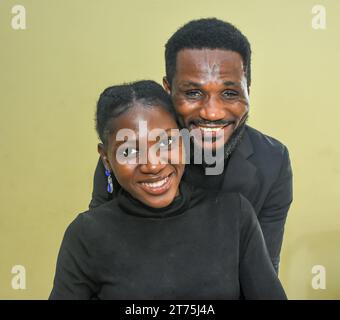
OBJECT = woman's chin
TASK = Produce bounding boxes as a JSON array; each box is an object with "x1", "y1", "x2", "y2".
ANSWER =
[
  {"x1": 144, "y1": 194, "x2": 177, "y2": 209},
  {"x1": 137, "y1": 187, "x2": 179, "y2": 209}
]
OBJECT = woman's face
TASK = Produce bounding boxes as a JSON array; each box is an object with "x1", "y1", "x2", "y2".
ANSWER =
[{"x1": 99, "y1": 104, "x2": 185, "y2": 208}]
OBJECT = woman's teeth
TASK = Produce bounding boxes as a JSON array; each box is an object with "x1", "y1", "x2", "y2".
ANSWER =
[{"x1": 141, "y1": 176, "x2": 169, "y2": 188}]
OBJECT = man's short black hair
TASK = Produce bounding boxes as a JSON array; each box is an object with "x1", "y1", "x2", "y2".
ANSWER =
[
  {"x1": 165, "y1": 18, "x2": 252, "y2": 87},
  {"x1": 96, "y1": 80, "x2": 176, "y2": 145}
]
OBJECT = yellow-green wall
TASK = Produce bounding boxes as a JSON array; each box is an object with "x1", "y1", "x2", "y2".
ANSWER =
[{"x1": 1, "y1": 0, "x2": 339, "y2": 299}]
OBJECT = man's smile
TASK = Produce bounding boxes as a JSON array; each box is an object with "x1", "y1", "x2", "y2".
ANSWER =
[{"x1": 189, "y1": 120, "x2": 236, "y2": 141}]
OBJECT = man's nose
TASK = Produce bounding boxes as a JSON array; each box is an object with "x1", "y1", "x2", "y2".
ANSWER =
[{"x1": 199, "y1": 97, "x2": 227, "y2": 121}]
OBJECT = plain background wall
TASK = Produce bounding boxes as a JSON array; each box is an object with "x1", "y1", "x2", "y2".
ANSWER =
[{"x1": 0, "y1": 0, "x2": 339, "y2": 299}]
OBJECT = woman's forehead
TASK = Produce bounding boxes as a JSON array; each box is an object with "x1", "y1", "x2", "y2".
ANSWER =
[{"x1": 112, "y1": 105, "x2": 177, "y2": 132}]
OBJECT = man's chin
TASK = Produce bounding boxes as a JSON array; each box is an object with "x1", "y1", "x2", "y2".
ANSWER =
[
  {"x1": 190, "y1": 139, "x2": 228, "y2": 166},
  {"x1": 196, "y1": 140, "x2": 227, "y2": 153},
  {"x1": 189, "y1": 121, "x2": 247, "y2": 166},
  {"x1": 192, "y1": 129, "x2": 233, "y2": 151}
]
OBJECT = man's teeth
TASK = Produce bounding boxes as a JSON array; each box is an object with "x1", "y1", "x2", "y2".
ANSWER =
[
  {"x1": 198, "y1": 126, "x2": 225, "y2": 132},
  {"x1": 141, "y1": 176, "x2": 169, "y2": 188}
]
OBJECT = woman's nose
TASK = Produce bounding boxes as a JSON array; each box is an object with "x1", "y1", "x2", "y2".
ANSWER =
[{"x1": 139, "y1": 152, "x2": 167, "y2": 174}]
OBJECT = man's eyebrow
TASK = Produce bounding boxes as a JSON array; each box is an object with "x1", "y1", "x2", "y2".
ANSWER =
[
  {"x1": 179, "y1": 81, "x2": 241, "y2": 88},
  {"x1": 223, "y1": 81, "x2": 241, "y2": 87},
  {"x1": 178, "y1": 81, "x2": 202, "y2": 88}
]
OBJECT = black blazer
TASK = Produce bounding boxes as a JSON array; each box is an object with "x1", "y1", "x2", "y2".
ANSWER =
[{"x1": 89, "y1": 125, "x2": 293, "y2": 272}]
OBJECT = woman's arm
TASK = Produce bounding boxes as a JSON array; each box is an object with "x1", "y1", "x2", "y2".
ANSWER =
[
  {"x1": 49, "y1": 214, "x2": 97, "y2": 300},
  {"x1": 238, "y1": 194, "x2": 287, "y2": 300}
]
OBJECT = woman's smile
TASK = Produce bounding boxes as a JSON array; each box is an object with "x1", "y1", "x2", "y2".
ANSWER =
[{"x1": 138, "y1": 171, "x2": 175, "y2": 196}]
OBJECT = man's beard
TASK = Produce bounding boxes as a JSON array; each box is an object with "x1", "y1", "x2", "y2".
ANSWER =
[
  {"x1": 223, "y1": 117, "x2": 247, "y2": 160},
  {"x1": 189, "y1": 117, "x2": 248, "y2": 168}
]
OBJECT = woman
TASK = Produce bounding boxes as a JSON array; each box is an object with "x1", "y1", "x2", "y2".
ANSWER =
[{"x1": 49, "y1": 80, "x2": 286, "y2": 300}]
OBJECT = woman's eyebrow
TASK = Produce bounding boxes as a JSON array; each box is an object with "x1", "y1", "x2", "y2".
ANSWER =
[
  {"x1": 113, "y1": 128, "x2": 178, "y2": 145},
  {"x1": 165, "y1": 128, "x2": 178, "y2": 133},
  {"x1": 114, "y1": 139, "x2": 137, "y2": 148},
  {"x1": 157, "y1": 128, "x2": 180, "y2": 136}
]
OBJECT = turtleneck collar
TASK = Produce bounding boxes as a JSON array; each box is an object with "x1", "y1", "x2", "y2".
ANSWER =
[{"x1": 117, "y1": 182, "x2": 197, "y2": 219}]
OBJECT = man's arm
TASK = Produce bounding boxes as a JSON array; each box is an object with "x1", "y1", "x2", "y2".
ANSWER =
[
  {"x1": 258, "y1": 146, "x2": 293, "y2": 273},
  {"x1": 239, "y1": 194, "x2": 287, "y2": 300}
]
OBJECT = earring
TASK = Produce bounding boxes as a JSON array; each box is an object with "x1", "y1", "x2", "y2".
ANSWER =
[{"x1": 105, "y1": 169, "x2": 113, "y2": 194}]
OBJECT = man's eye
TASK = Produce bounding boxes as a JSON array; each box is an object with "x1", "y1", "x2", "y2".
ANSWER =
[
  {"x1": 159, "y1": 136, "x2": 176, "y2": 149},
  {"x1": 222, "y1": 90, "x2": 238, "y2": 98},
  {"x1": 123, "y1": 147, "x2": 138, "y2": 158},
  {"x1": 185, "y1": 90, "x2": 202, "y2": 98}
]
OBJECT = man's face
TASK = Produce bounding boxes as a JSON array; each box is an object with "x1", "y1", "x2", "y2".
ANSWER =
[{"x1": 164, "y1": 49, "x2": 250, "y2": 153}]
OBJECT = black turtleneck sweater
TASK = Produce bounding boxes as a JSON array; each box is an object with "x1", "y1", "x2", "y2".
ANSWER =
[{"x1": 49, "y1": 183, "x2": 286, "y2": 300}]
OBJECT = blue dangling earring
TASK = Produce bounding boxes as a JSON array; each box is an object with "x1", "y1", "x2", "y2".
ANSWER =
[{"x1": 105, "y1": 169, "x2": 113, "y2": 194}]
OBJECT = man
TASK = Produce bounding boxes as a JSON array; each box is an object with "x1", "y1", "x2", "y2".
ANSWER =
[{"x1": 89, "y1": 18, "x2": 293, "y2": 273}]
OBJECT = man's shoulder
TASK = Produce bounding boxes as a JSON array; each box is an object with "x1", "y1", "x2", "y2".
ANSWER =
[
  {"x1": 245, "y1": 125, "x2": 288, "y2": 155},
  {"x1": 243, "y1": 125, "x2": 291, "y2": 177}
]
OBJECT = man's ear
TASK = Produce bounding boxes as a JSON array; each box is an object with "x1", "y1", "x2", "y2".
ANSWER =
[
  {"x1": 162, "y1": 77, "x2": 171, "y2": 95},
  {"x1": 97, "y1": 143, "x2": 111, "y2": 171}
]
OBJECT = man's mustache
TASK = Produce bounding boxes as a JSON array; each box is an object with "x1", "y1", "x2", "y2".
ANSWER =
[{"x1": 190, "y1": 119, "x2": 236, "y2": 127}]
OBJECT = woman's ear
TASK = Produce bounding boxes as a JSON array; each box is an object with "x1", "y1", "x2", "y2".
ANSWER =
[
  {"x1": 97, "y1": 143, "x2": 111, "y2": 171},
  {"x1": 162, "y1": 77, "x2": 171, "y2": 95}
]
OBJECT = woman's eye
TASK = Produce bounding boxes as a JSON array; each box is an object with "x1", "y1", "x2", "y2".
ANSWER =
[
  {"x1": 185, "y1": 90, "x2": 202, "y2": 99},
  {"x1": 123, "y1": 147, "x2": 138, "y2": 158},
  {"x1": 159, "y1": 136, "x2": 176, "y2": 148}
]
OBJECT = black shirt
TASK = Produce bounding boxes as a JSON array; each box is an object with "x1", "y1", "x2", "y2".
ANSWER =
[
  {"x1": 50, "y1": 183, "x2": 286, "y2": 300},
  {"x1": 89, "y1": 126, "x2": 293, "y2": 274}
]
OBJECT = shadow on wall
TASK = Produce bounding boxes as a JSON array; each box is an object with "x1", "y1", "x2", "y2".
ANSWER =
[{"x1": 281, "y1": 229, "x2": 340, "y2": 299}]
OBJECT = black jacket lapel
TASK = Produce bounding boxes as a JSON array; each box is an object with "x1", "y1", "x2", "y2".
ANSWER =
[{"x1": 221, "y1": 128, "x2": 261, "y2": 213}]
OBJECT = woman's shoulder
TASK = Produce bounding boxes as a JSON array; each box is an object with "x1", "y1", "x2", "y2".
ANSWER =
[
  {"x1": 83, "y1": 198, "x2": 120, "y2": 219},
  {"x1": 65, "y1": 198, "x2": 122, "y2": 237}
]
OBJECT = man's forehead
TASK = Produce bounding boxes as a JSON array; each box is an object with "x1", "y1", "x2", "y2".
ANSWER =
[
  {"x1": 175, "y1": 48, "x2": 245, "y2": 79},
  {"x1": 177, "y1": 48, "x2": 243, "y2": 65}
]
